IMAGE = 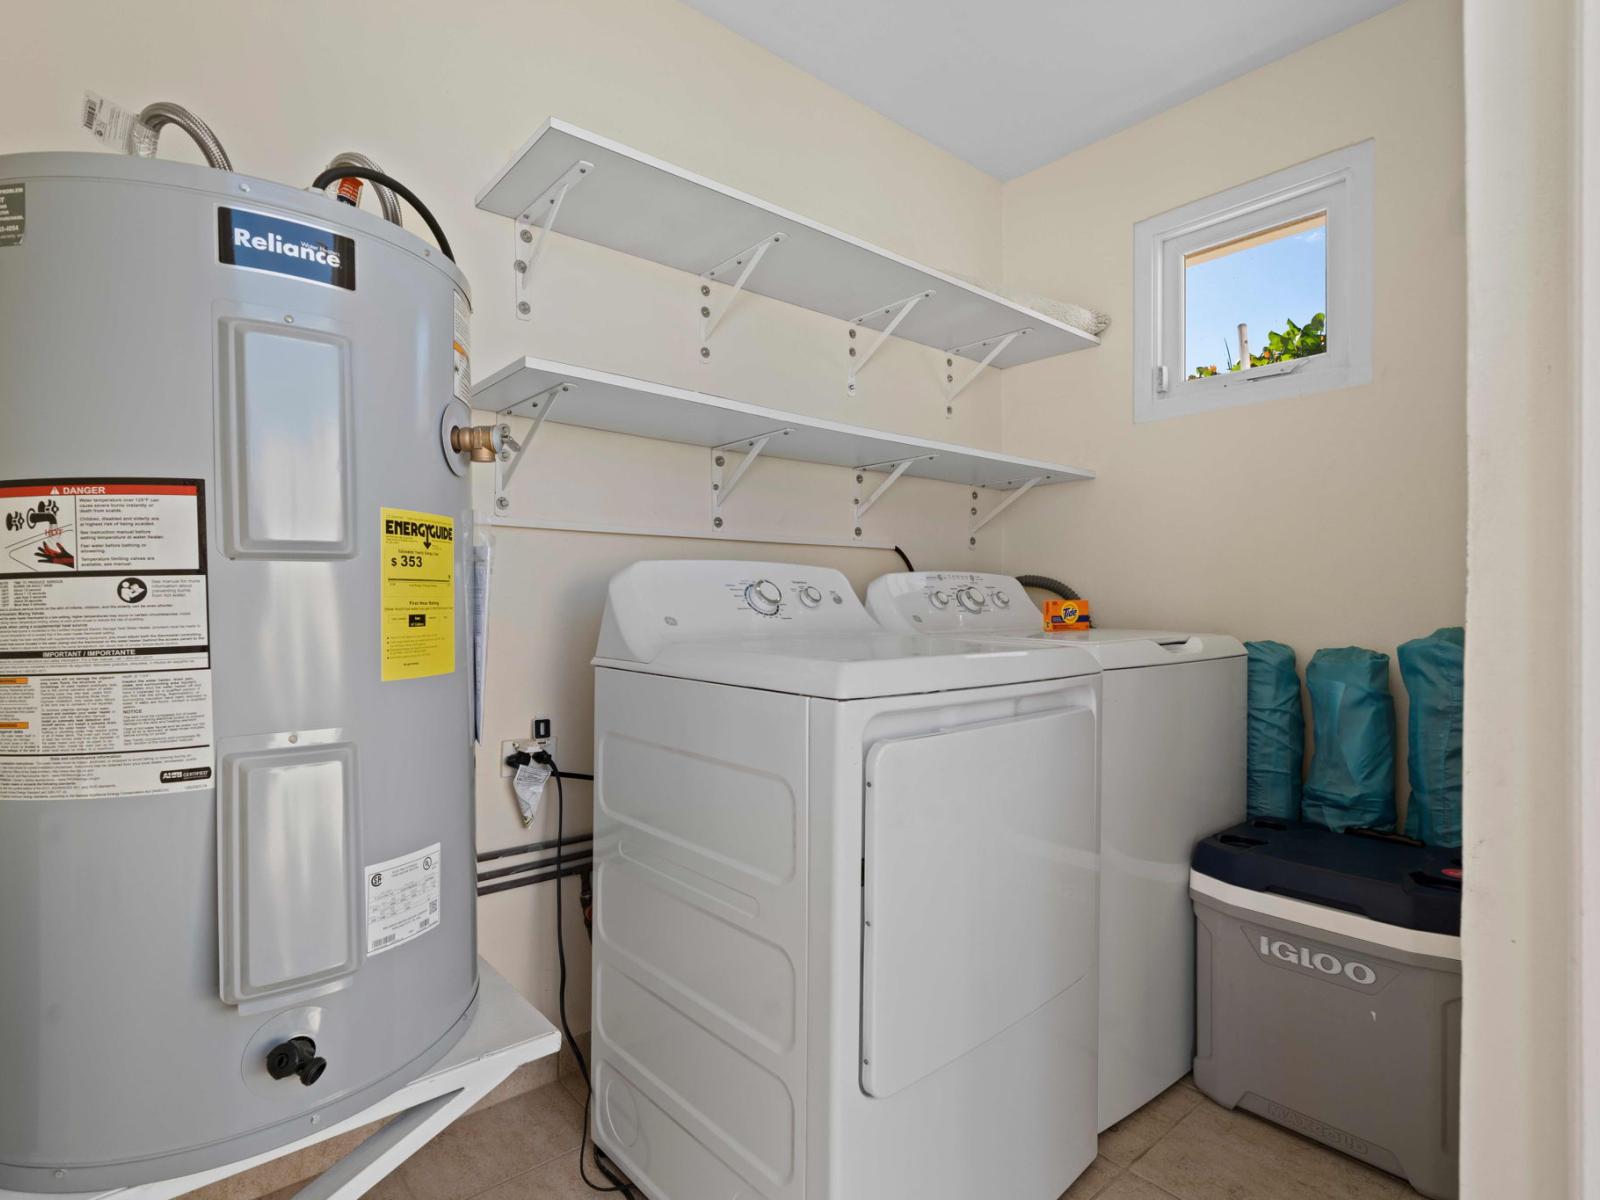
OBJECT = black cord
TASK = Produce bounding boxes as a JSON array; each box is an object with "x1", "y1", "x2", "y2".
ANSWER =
[
  {"x1": 308, "y1": 166, "x2": 455, "y2": 262},
  {"x1": 893, "y1": 545, "x2": 915, "y2": 572},
  {"x1": 544, "y1": 754, "x2": 639, "y2": 1198}
]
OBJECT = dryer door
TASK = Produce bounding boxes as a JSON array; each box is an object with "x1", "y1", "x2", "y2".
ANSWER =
[{"x1": 860, "y1": 706, "x2": 1097, "y2": 1098}]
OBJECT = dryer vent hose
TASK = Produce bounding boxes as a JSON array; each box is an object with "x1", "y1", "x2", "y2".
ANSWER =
[
  {"x1": 1016, "y1": 574, "x2": 1081, "y2": 602},
  {"x1": 133, "y1": 102, "x2": 233, "y2": 171}
]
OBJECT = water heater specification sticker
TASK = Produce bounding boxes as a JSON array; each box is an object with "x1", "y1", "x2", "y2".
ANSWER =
[
  {"x1": 0, "y1": 184, "x2": 22, "y2": 248},
  {"x1": 0, "y1": 479, "x2": 213, "y2": 801},
  {"x1": 366, "y1": 842, "x2": 442, "y2": 956},
  {"x1": 380, "y1": 507, "x2": 455, "y2": 681}
]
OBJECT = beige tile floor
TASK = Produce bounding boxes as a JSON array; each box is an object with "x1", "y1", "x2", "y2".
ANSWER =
[{"x1": 232, "y1": 1069, "x2": 1420, "y2": 1200}]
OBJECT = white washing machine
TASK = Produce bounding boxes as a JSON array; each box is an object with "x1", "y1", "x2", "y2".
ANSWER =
[
  {"x1": 589, "y1": 561, "x2": 1102, "y2": 1200},
  {"x1": 867, "y1": 572, "x2": 1246, "y2": 1130}
]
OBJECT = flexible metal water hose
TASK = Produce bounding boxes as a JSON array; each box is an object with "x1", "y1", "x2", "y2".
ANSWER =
[
  {"x1": 324, "y1": 152, "x2": 403, "y2": 225},
  {"x1": 133, "y1": 102, "x2": 233, "y2": 171}
]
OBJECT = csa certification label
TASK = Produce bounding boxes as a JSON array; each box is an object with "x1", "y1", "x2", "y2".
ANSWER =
[
  {"x1": 366, "y1": 842, "x2": 442, "y2": 956},
  {"x1": 380, "y1": 508, "x2": 455, "y2": 681},
  {"x1": 0, "y1": 479, "x2": 213, "y2": 801}
]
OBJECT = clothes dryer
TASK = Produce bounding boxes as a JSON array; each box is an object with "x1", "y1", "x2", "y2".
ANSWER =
[{"x1": 867, "y1": 571, "x2": 1245, "y2": 1129}]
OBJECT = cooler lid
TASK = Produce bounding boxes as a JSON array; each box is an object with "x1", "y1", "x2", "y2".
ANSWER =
[{"x1": 1191, "y1": 818, "x2": 1461, "y2": 936}]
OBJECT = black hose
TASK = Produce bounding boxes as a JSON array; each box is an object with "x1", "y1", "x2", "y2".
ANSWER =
[
  {"x1": 308, "y1": 166, "x2": 454, "y2": 262},
  {"x1": 893, "y1": 545, "x2": 915, "y2": 572},
  {"x1": 1017, "y1": 573, "x2": 1080, "y2": 601}
]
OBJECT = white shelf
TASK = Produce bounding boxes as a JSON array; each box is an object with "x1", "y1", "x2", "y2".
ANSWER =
[
  {"x1": 476, "y1": 119, "x2": 1099, "y2": 370},
  {"x1": 473, "y1": 357, "x2": 1095, "y2": 491}
]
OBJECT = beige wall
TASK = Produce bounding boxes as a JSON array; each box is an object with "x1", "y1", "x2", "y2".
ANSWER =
[
  {"x1": 1, "y1": 0, "x2": 1012, "y2": 1028},
  {"x1": 998, "y1": 0, "x2": 1467, "y2": 813}
]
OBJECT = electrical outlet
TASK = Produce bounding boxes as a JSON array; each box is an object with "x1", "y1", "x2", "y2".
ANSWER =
[
  {"x1": 533, "y1": 716, "x2": 552, "y2": 740},
  {"x1": 499, "y1": 739, "x2": 527, "y2": 778}
]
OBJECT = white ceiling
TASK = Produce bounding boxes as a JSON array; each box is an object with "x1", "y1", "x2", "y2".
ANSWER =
[{"x1": 682, "y1": 0, "x2": 1406, "y2": 180}]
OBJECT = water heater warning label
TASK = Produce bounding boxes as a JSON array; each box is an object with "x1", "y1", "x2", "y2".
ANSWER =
[
  {"x1": 380, "y1": 507, "x2": 454, "y2": 682},
  {"x1": 0, "y1": 479, "x2": 213, "y2": 801},
  {"x1": 365, "y1": 842, "x2": 442, "y2": 956}
]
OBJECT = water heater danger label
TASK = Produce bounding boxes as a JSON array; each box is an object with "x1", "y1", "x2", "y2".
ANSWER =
[
  {"x1": 0, "y1": 479, "x2": 213, "y2": 801},
  {"x1": 380, "y1": 507, "x2": 455, "y2": 681}
]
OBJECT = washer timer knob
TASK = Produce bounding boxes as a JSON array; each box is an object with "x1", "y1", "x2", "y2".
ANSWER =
[
  {"x1": 956, "y1": 586, "x2": 986, "y2": 613},
  {"x1": 798, "y1": 585, "x2": 823, "y2": 608},
  {"x1": 745, "y1": 579, "x2": 784, "y2": 615}
]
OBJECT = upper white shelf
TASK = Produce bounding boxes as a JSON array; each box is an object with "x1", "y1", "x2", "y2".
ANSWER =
[
  {"x1": 473, "y1": 357, "x2": 1094, "y2": 491},
  {"x1": 476, "y1": 119, "x2": 1099, "y2": 369}
]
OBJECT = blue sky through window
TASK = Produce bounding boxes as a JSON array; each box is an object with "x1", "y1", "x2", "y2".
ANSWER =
[{"x1": 1185, "y1": 218, "x2": 1326, "y2": 377}]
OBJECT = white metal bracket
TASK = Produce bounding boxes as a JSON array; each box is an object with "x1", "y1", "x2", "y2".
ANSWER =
[
  {"x1": 851, "y1": 455, "x2": 934, "y2": 537},
  {"x1": 968, "y1": 474, "x2": 1049, "y2": 547},
  {"x1": 513, "y1": 160, "x2": 592, "y2": 321},
  {"x1": 493, "y1": 381, "x2": 574, "y2": 510},
  {"x1": 846, "y1": 291, "x2": 934, "y2": 395},
  {"x1": 710, "y1": 427, "x2": 792, "y2": 526},
  {"x1": 699, "y1": 233, "x2": 786, "y2": 356},
  {"x1": 942, "y1": 327, "x2": 1029, "y2": 416}
]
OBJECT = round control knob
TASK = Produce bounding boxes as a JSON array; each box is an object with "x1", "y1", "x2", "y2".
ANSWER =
[
  {"x1": 956, "y1": 586, "x2": 986, "y2": 613},
  {"x1": 930, "y1": 590, "x2": 951, "y2": 609},
  {"x1": 993, "y1": 591, "x2": 1011, "y2": 609},
  {"x1": 799, "y1": 585, "x2": 823, "y2": 608},
  {"x1": 745, "y1": 579, "x2": 783, "y2": 615}
]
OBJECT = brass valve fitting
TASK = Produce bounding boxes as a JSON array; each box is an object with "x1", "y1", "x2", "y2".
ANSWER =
[{"x1": 450, "y1": 424, "x2": 499, "y2": 463}]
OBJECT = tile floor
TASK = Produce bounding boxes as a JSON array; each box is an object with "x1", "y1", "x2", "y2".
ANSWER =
[{"x1": 238, "y1": 1071, "x2": 1419, "y2": 1200}]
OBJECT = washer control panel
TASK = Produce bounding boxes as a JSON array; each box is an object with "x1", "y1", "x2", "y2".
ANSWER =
[
  {"x1": 864, "y1": 571, "x2": 1042, "y2": 634},
  {"x1": 597, "y1": 561, "x2": 874, "y2": 663}
]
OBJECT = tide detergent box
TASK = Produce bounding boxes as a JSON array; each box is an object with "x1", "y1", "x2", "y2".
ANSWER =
[{"x1": 1043, "y1": 598, "x2": 1092, "y2": 631}]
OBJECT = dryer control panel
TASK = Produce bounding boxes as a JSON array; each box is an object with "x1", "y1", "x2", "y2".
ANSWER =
[
  {"x1": 596, "y1": 560, "x2": 876, "y2": 664},
  {"x1": 866, "y1": 571, "x2": 1041, "y2": 635}
]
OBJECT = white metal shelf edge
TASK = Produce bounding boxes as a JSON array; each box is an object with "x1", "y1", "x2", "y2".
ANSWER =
[
  {"x1": 471, "y1": 357, "x2": 1095, "y2": 492},
  {"x1": 476, "y1": 118, "x2": 1099, "y2": 369}
]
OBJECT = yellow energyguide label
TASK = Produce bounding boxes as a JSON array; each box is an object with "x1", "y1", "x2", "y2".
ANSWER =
[{"x1": 380, "y1": 507, "x2": 455, "y2": 681}]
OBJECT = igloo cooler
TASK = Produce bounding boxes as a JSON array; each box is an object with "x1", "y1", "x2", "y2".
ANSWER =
[{"x1": 1190, "y1": 819, "x2": 1461, "y2": 1199}]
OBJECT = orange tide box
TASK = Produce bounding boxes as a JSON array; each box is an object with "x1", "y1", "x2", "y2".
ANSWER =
[{"x1": 1043, "y1": 598, "x2": 1092, "y2": 631}]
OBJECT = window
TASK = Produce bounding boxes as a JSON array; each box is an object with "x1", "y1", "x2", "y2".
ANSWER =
[{"x1": 1133, "y1": 141, "x2": 1373, "y2": 422}]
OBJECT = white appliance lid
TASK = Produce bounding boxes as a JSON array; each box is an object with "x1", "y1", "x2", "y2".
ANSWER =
[
  {"x1": 593, "y1": 561, "x2": 1101, "y2": 698},
  {"x1": 864, "y1": 571, "x2": 1245, "y2": 668}
]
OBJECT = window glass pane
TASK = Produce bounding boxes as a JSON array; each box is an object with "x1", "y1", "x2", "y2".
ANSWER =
[{"x1": 1184, "y1": 213, "x2": 1326, "y2": 380}]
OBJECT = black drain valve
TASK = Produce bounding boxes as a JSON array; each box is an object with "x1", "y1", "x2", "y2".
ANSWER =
[{"x1": 266, "y1": 1036, "x2": 328, "y2": 1087}]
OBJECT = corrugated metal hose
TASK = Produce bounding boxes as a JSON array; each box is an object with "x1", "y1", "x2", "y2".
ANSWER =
[{"x1": 133, "y1": 102, "x2": 233, "y2": 172}]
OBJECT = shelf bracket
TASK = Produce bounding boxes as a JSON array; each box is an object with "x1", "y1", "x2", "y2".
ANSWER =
[
  {"x1": 968, "y1": 474, "x2": 1048, "y2": 546},
  {"x1": 710, "y1": 427, "x2": 793, "y2": 524},
  {"x1": 493, "y1": 381, "x2": 574, "y2": 509},
  {"x1": 851, "y1": 454, "x2": 934, "y2": 537},
  {"x1": 942, "y1": 327, "x2": 1029, "y2": 416},
  {"x1": 846, "y1": 291, "x2": 934, "y2": 395},
  {"x1": 699, "y1": 233, "x2": 786, "y2": 356},
  {"x1": 513, "y1": 160, "x2": 593, "y2": 322}
]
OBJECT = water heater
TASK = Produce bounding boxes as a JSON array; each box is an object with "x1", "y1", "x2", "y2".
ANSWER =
[{"x1": 0, "y1": 151, "x2": 479, "y2": 1191}]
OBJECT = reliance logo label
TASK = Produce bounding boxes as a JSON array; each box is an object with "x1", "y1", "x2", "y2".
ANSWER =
[{"x1": 217, "y1": 207, "x2": 356, "y2": 290}]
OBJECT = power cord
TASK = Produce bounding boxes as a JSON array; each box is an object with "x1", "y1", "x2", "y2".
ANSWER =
[{"x1": 536, "y1": 751, "x2": 640, "y2": 1199}]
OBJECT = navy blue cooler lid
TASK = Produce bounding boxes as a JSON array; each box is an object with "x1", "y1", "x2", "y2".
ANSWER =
[{"x1": 1192, "y1": 818, "x2": 1461, "y2": 936}]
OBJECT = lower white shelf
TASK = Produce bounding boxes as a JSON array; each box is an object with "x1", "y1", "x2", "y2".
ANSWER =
[{"x1": 472, "y1": 357, "x2": 1094, "y2": 492}]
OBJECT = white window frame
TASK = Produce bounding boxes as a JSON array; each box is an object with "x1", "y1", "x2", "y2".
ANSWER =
[{"x1": 1132, "y1": 140, "x2": 1375, "y2": 422}]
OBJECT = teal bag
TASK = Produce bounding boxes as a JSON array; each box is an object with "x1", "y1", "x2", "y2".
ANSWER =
[
  {"x1": 1303, "y1": 647, "x2": 1397, "y2": 832},
  {"x1": 1244, "y1": 641, "x2": 1304, "y2": 820},
  {"x1": 1399, "y1": 627, "x2": 1465, "y2": 847}
]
